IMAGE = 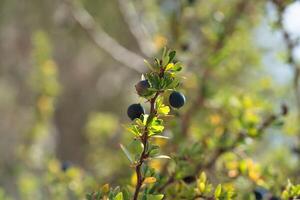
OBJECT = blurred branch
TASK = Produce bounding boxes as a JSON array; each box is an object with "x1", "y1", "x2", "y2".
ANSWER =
[
  {"x1": 272, "y1": 1, "x2": 300, "y2": 174},
  {"x1": 273, "y1": 3, "x2": 300, "y2": 119},
  {"x1": 181, "y1": 0, "x2": 251, "y2": 136},
  {"x1": 62, "y1": 0, "x2": 146, "y2": 73},
  {"x1": 199, "y1": 109, "x2": 285, "y2": 172},
  {"x1": 159, "y1": 109, "x2": 285, "y2": 192},
  {"x1": 272, "y1": 0, "x2": 300, "y2": 119},
  {"x1": 117, "y1": 0, "x2": 155, "y2": 56}
]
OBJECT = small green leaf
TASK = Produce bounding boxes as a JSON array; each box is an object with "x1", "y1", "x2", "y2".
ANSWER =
[
  {"x1": 128, "y1": 140, "x2": 144, "y2": 156},
  {"x1": 135, "y1": 118, "x2": 145, "y2": 127},
  {"x1": 144, "y1": 177, "x2": 157, "y2": 184},
  {"x1": 146, "y1": 194, "x2": 164, "y2": 200},
  {"x1": 169, "y1": 51, "x2": 176, "y2": 62},
  {"x1": 199, "y1": 182, "x2": 206, "y2": 193},
  {"x1": 156, "y1": 97, "x2": 170, "y2": 115},
  {"x1": 120, "y1": 144, "x2": 133, "y2": 163},
  {"x1": 162, "y1": 47, "x2": 167, "y2": 59},
  {"x1": 157, "y1": 105, "x2": 170, "y2": 115},
  {"x1": 126, "y1": 125, "x2": 141, "y2": 137},
  {"x1": 144, "y1": 59, "x2": 156, "y2": 71},
  {"x1": 154, "y1": 58, "x2": 161, "y2": 68},
  {"x1": 152, "y1": 155, "x2": 171, "y2": 159},
  {"x1": 162, "y1": 48, "x2": 170, "y2": 67},
  {"x1": 165, "y1": 63, "x2": 174, "y2": 71},
  {"x1": 199, "y1": 172, "x2": 207, "y2": 183},
  {"x1": 173, "y1": 62, "x2": 182, "y2": 72},
  {"x1": 162, "y1": 56, "x2": 169, "y2": 67},
  {"x1": 151, "y1": 135, "x2": 170, "y2": 139},
  {"x1": 214, "y1": 184, "x2": 222, "y2": 198},
  {"x1": 114, "y1": 192, "x2": 123, "y2": 200},
  {"x1": 149, "y1": 146, "x2": 160, "y2": 156}
]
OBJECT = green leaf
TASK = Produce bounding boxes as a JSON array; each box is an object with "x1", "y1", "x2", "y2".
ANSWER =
[
  {"x1": 128, "y1": 140, "x2": 144, "y2": 156},
  {"x1": 114, "y1": 192, "x2": 123, "y2": 200},
  {"x1": 157, "y1": 105, "x2": 170, "y2": 115},
  {"x1": 152, "y1": 155, "x2": 171, "y2": 159},
  {"x1": 154, "y1": 58, "x2": 161, "y2": 68},
  {"x1": 162, "y1": 56, "x2": 169, "y2": 68},
  {"x1": 135, "y1": 118, "x2": 145, "y2": 127},
  {"x1": 162, "y1": 47, "x2": 167, "y2": 59},
  {"x1": 239, "y1": 160, "x2": 247, "y2": 175},
  {"x1": 156, "y1": 97, "x2": 170, "y2": 115},
  {"x1": 214, "y1": 184, "x2": 222, "y2": 198},
  {"x1": 120, "y1": 144, "x2": 133, "y2": 163},
  {"x1": 121, "y1": 188, "x2": 131, "y2": 200},
  {"x1": 126, "y1": 125, "x2": 141, "y2": 137},
  {"x1": 144, "y1": 177, "x2": 157, "y2": 184},
  {"x1": 144, "y1": 59, "x2": 156, "y2": 71},
  {"x1": 199, "y1": 172, "x2": 207, "y2": 183},
  {"x1": 143, "y1": 114, "x2": 150, "y2": 125},
  {"x1": 148, "y1": 117, "x2": 164, "y2": 136},
  {"x1": 169, "y1": 51, "x2": 176, "y2": 62},
  {"x1": 147, "y1": 73, "x2": 161, "y2": 90},
  {"x1": 149, "y1": 145, "x2": 160, "y2": 156},
  {"x1": 162, "y1": 48, "x2": 170, "y2": 67},
  {"x1": 198, "y1": 182, "x2": 206, "y2": 193},
  {"x1": 165, "y1": 63, "x2": 174, "y2": 71},
  {"x1": 151, "y1": 135, "x2": 170, "y2": 139},
  {"x1": 146, "y1": 194, "x2": 164, "y2": 200},
  {"x1": 173, "y1": 62, "x2": 183, "y2": 72}
]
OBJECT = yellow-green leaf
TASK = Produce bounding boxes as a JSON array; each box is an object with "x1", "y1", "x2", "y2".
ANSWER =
[{"x1": 144, "y1": 177, "x2": 157, "y2": 184}]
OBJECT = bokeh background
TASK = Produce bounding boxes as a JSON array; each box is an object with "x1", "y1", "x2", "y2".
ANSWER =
[{"x1": 0, "y1": 0, "x2": 300, "y2": 199}]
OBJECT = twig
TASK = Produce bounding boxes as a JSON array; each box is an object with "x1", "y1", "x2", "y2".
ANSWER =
[
  {"x1": 197, "y1": 113, "x2": 281, "y2": 172},
  {"x1": 133, "y1": 69, "x2": 165, "y2": 200},
  {"x1": 273, "y1": 0, "x2": 300, "y2": 120},
  {"x1": 117, "y1": 0, "x2": 155, "y2": 56},
  {"x1": 62, "y1": 0, "x2": 145, "y2": 73},
  {"x1": 159, "y1": 111, "x2": 283, "y2": 192}
]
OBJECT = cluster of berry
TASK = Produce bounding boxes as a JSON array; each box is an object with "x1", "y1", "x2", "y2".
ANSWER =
[{"x1": 127, "y1": 80, "x2": 186, "y2": 120}]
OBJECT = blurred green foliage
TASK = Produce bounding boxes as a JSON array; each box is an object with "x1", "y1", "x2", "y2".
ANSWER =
[{"x1": 0, "y1": 0, "x2": 300, "y2": 199}]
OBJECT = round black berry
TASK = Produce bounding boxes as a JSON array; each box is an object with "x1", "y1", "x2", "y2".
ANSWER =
[
  {"x1": 253, "y1": 188, "x2": 268, "y2": 200},
  {"x1": 182, "y1": 175, "x2": 196, "y2": 184},
  {"x1": 169, "y1": 91, "x2": 186, "y2": 108},
  {"x1": 61, "y1": 161, "x2": 71, "y2": 172},
  {"x1": 127, "y1": 103, "x2": 145, "y2": 120},
  {"x1": 135, "y1": 80, "x2": 150, "y2": 96}
]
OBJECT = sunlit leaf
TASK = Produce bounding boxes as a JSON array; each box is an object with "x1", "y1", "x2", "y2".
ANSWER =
[
  {"x1": 120, "y1": 144, "x2": 133, "y2": 163},
  {"x1": 146, "y1": 194, "x2": 164, "y2": 200},
  {"x1": 143, "y1": 177, "x2": 157, "y2": 184}
]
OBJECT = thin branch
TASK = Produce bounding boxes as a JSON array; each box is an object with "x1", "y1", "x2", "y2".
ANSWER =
[
  {"x1": 133, "y1": 69, "x2": 165, "y2": 200},
  {"x1": 273, "y1": 0, "x2": 300, "y2": 120},
  {"x1": 159, "y1": 110, "x2": 284, "y2": 192},
  {"x1": 62, "y1": 0, "x2": 145, "y2": 73},
  {"x1": 117, "y1": 0, "x2": 155, "y2": 56}
]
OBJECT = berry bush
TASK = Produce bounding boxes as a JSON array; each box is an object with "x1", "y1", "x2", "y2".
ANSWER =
[{"x1": 1, "y1": 0, "x2": 300, "y2": 200}]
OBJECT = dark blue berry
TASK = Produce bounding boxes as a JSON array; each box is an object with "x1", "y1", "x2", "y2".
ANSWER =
[
  {"x1": 61, "y1": 161, "x2": 71, "y2": 172},
  {"x1": 253, "y1": 188, "x2": 268, "y2": 200},
  {"x1": 182, "y1": 176, "x2": 196, "y2": 184},
  {"x1": 135, "y1": 80, "x2": 150, "y2": 96},
  {"x1": 127, "y1": 103, "x2": 145, "y2": 120},
  {"x1": 169, "y1": 91, "x2": 186, "y2": 108}
]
